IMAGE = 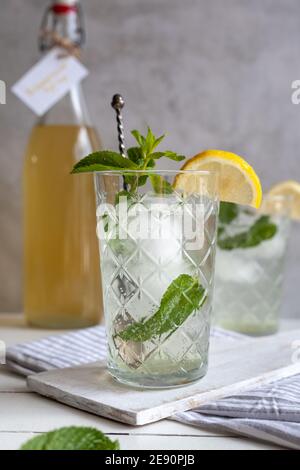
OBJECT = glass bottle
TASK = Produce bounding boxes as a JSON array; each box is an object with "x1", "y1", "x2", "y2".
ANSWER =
[{"x1": 24, "y1": 0, "x2": 102, "y2": 328}]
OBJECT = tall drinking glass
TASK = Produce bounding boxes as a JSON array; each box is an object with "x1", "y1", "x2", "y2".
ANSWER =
[
  {"x1": 214, "y1": 195, "x2": 291, "y2": 336},
  {"x1": 94, "y1": 170, "x2": 218, "y2": 388}
]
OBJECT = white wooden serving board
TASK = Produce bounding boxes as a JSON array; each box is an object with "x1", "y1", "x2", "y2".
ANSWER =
[{"x1": 27, "y1": 329, "x2": 300, "y2": 426}]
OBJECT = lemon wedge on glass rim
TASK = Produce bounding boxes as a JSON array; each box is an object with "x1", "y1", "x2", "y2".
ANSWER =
[
  {"x1": 174, "y1": 149, "x2": 262, "y2": 208},
  {"x1": 267, "y1": 180, "x2": 300, "y2": 220}
]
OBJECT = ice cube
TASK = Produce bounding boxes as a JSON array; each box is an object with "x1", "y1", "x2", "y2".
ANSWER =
[
  {"x1": 126, "y1": 198, "x2": 184, "y2": 264},
  {"x1": 215, "y1": 249, "x2": 262, "y2": 284}
]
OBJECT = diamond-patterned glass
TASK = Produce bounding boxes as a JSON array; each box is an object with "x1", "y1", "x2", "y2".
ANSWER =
[{"x1": 94, "y1": 171, "x2": 218, "y2": 387}]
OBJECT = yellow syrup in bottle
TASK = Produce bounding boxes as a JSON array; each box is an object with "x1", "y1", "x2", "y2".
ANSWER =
[{"x1": 24, "y1": 125, "x2": 102, "y2": 328}]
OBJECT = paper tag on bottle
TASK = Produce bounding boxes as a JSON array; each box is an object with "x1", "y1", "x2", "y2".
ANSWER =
[{"x1": 11, "y1": 48, "x2": 89, "y2": 116}]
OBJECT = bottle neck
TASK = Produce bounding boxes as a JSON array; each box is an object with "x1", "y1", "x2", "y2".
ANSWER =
[
  {"x1": 52, "y1": 7, "x2": 80, "y2": 44},
  {"x1": 38, "y1": 1, "x2": 90, "y2": 126},
  {"x1": 40, "y1": 1, "x2": 84, "y2": 51}
]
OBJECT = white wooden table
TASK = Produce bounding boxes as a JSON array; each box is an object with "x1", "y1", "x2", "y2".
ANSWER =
[{"x1": 0, "y1": 313, "x2": 289, "y2": 450}]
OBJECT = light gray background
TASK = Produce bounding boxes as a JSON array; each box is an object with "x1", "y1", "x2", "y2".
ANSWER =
[{"x1": 0, "y1": 0, "x2": 299, "y2": 316}]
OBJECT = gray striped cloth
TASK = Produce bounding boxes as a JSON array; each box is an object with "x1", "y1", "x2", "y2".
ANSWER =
[{"x1": 6, "y1": 326, "x2": 300, "y2": 449}]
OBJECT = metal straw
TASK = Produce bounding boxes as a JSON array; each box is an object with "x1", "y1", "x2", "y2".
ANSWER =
[
  {"x1": 111, "y1": 94, "x2": 128, "y2": 191},
  {"x1": 110, "y1": 94, "x2": 132, "y2": 317},
  {"x1": 111, "y1": 94, "x2": 126, "y2": 159}
]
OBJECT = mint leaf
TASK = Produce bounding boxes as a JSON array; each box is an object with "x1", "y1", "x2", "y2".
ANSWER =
[
  {"x1": 71, "y1": 127, "x2": 186, "y2": 198},
  {"x1": 102, "y1": 213, "x2": 109, "y2": 232},
  {"x1": 144, "y1": 127, "x2": 156, "y2": 155},
  {"x1": 250, "y1": 215, "x2": 277, "y2": 242},
  {"x1": 137, "y1": 174, "x2": 148, "y2": 186},
  {"x1": 148, "y1": 152, "x2": 165, "y2": 160},
  {"x1": 122, "y1": 173, "x2": 148, "y2": 190},
  {"x1": 219, "y1": 202, "x2": 239, "y2": 224},
  {"x1": 150, "y1": 151, "x2": 185, "y2": 162},
  {"x1": 164, "y1": 151, "x2": 185, "y2": 161},
  {"x1": 131, "y1": 129, "x2": 145, "y2": 148},
  {"x1": 117, "y1": 274, "x2": 206, "y2": 342},
  {"x1": 127, "y1": 147, "x2": 144, "y2": 166},
  {"x1": 149, "y1": 174, "x2": 173, "y2": 194},
  {"x1": 114, "y1": 190, "x2": 134, "y2": 205},
  {"x1": 21, "y1": 433, "x2": 49, "y2": 450},
  {"x1": 218, "y1": 215, "x2": 277, "y2": 250},
  {"x1": 132, "y1": 128, "x2": 164, "y2": 157},
  {"x1": 72, "y1": 150, "x2": 138, "y2": 173},
  {"x1": 154, "y1": 134, "x2": 165, "y2": 148},
  {"x1": 146, "y1": 158, "x2": 155, "y2": 168},
  {"x1": 217, "y1": 226, "x2": 225, "y2": 237},
  {"x1": 21, "y1": 426, "x2": 120, "y2": 450}
]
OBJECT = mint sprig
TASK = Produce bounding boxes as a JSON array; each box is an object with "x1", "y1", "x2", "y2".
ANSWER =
[
  {"x1": 117, "y1": 274, "x2": 206, "y2": 343},
  {"x1": 71, "y1": 150, "x2": 138, "y2": 173},
  {"x1": 21, "y1": 426, "x2": 120, "y2": 450},
  {"x1": 71, "y1": 127, "x2": 185, "y2": 195},
  {"x1": 218, "y1": 215, "x2": 277, "y2": 250}
]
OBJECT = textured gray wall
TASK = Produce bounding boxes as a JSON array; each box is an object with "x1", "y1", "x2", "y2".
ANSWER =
[{"x1": 0, "y1": 0, "x2": 299, "y2": 315}]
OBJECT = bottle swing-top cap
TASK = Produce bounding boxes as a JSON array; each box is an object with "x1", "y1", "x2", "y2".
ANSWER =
[
  {"x1": 52, "y1": 1, "x2": 78, "y2": 15},
  {"x1": 39, "y1": 0, "x2": 84, "y2": 53}
]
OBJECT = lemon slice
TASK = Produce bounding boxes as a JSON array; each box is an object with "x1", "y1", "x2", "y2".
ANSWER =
[
  {"x1": 268, "y1": 180, "x2": 300, "y2": 220},
  {"x1": 174, "y1": 149, "x2": 262, "y2": 208}
]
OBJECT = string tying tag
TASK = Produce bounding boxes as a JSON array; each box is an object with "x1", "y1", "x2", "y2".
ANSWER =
[
  {"x1": 39, "y1": 30, "x2": 81, "y2": 59},
  {"x1": 39, "y1": 2, "x2": 84, "y2": 54}
]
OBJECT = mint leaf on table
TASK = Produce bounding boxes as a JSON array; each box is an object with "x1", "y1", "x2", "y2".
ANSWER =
[
  {"x1": 21, "y1": 433, "x2": 49, "y2": 450},
  {"x1": 117, "y1": 274, "x2": 206, "y2": 343},
  {"x1": 71, "y1": 150, "x2": 138, "y2": 173},
  {"x1": 219, "y1": 202, "x2": 239, "y2": 224},
  {"x1": 217, "y1": 215, "x2": 277, "y2": 250},
  {"x1": 21, "y1": 426, "x2": 120, "y2": 451}
]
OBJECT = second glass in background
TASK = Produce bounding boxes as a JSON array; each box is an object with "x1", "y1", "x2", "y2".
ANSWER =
[{"x1": 214, "y1": 195, "x2": 291, "y2": 336}]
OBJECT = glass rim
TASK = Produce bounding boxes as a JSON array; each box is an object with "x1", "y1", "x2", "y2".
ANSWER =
[
  {"x1": 262, "y1": 193, "x2": 293, "y2": 203},
  {"x1": 92, "y1": 169, "x2": 214, "y2": 176}
]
